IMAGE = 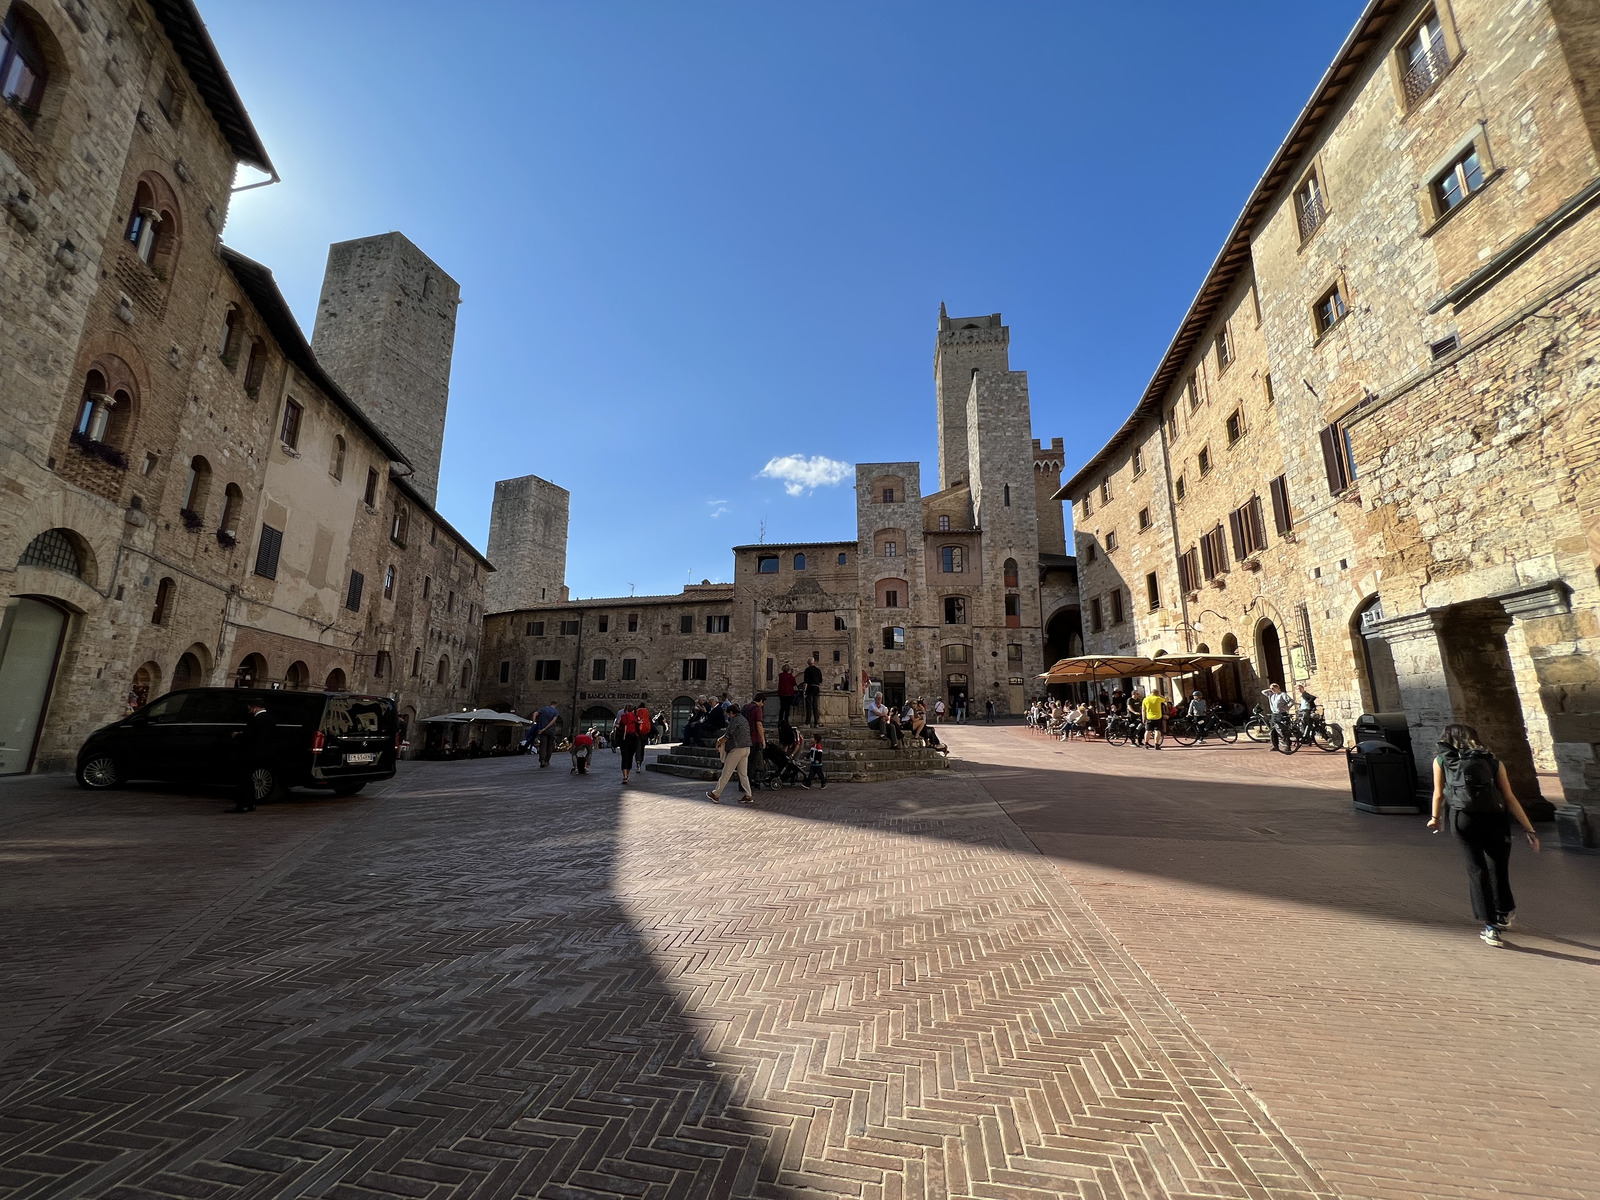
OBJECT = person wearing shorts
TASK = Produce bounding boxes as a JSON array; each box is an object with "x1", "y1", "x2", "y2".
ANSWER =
[{"x1": 1141, "y1": 690, "x2": 1169, "y2": 749}]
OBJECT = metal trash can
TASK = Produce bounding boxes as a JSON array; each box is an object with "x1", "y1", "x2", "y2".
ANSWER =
[
  {"x1": 1348, "y1": 740, "x2": 1422, "y2": 813},
  {"x1": 1354, "y1": 712, "x2": 1418, "y2": 793}
]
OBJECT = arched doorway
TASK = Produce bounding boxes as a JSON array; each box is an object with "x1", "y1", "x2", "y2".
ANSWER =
[
  {"x1": 235, "y1": 653, "x2": 267, "y2": 688},
  {"x1": 671, "y1": 695, "x2": 696, "y2": 740},
  {"x1": 284, "y1": 661, "x2": 310, "y2": 690},
  {"x1": 173, "y1": 647, "x2": 206, "y2": 690},
  {"x1": 1044, "y1": 606, "x2": 1082, "y2": 666},
  {"x1": 1353, "y1": 596, "x2": 1403, "y2": 711},
  {"x1": 324, "y1": 667, "x2": 348, "y2": 692},
  {"x1": 0, "y1": 596, "x2": 71, "y2": 775},
  {"x1": 129, "y1": 661, "x2": 161, "y2": 712},
  {"x1": 1256, "y1": 620, "x2": 1286, "y2": 689}
]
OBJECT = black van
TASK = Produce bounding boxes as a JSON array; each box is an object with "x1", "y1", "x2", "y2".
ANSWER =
[{"x1": 76, "y1": 689, "x2": 398, "y2": 799}]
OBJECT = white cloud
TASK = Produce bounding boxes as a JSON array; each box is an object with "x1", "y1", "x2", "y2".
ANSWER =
[
  {"x1": 759, "y1": 454, "x2": 851, "y2": 497},
  {"x1": 706, "y1": 498, "x2": 730, "y2": 518}
]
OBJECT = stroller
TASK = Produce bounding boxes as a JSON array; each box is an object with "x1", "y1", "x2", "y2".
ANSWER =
[{"x1": 753, "y1": 740, "x2": 807, "y2": 789}]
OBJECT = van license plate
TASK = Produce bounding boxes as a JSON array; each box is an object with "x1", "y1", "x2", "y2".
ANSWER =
[{"x1": 344, "y1": 752, "x2": 376, "y2": 765}]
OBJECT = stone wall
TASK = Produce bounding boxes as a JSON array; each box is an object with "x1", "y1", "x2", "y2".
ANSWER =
[{"x1": 484, "y1": 473, "x2": 569, "y2": 614}]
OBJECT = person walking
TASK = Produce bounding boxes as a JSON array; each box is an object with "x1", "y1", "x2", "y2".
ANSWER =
[
  {"x1": 618, "y1": 703, "x2": 641, "y2": 785},
  {"x1": 707, "y1": 703, "x2": 754, "y2": 804},
  {"x1": 805, "y1": 733, "x2": 826, "y2": 789},
  {"x1": 802, "y1": 655, "x2": 823, "y2": 726},
  {"x1": 1428, "y1": 723, "x2": 1541, "y2": 946},
  {"x1": 1141, "y1": 689, "x2": 1169, "y2": 749},
  {"x1": 933, "y1": 697, "x2": 945, "y2": 724},
  {"x1": 777, "y1": 664, "x2": 796, "y2": 727},
  {"x1": 634, "y1": 701, "x2": 652, "y2": 771},
  {"x1": 984, "y1": 698, "x2": 996, "y2": 724},
  {"x1": 529, "y1": 701, "x2": 560, "y2": 767},
  {"x1": 1262, "y1": 683, "x2": 1294, "y2": 751},
  {"x1": 229, "y1": 700, "x2": 274, "y2": 813}
]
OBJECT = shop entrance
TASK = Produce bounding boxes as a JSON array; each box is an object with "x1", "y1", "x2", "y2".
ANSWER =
[
  {"x1": 0, "y1": 597, "x2": 70, "y2": 774},
  {"x1": 1257, "y1": 621, "x2": 1286, "y2": 689}
]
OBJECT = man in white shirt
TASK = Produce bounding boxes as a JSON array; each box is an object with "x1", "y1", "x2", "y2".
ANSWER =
[
  {"x1": 866, "y1": 693, "x2": 901, "y2": 749},
  {"x1": 1263, "y1": 682, "x2": 1294, "y2": 750}
]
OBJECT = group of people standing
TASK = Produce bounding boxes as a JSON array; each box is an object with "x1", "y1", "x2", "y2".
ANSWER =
[{"x1": 704, "y1": 692, "x2": 827, "y2": 803}]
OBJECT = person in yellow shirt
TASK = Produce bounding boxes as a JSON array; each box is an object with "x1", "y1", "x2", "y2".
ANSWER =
[{"x1": 1141, "y1": 689, "x2": 1170, "y2": 749}]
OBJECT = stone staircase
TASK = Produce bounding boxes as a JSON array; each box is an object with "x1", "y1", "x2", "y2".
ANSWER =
[{"x1": 647, "y1": 725, "x2": 951, "y2": 784}]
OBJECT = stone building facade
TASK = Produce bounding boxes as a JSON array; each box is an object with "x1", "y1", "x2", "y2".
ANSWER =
[
  {"x1": 1059, "y1": 0, "x2": 1599, "y2": 829},
  {"x1": 479, "y1": 309, "x2": 1079, "y2": 727},
  {"x1": 0, "y1": 0, "x2": 485, "y2": 774}
]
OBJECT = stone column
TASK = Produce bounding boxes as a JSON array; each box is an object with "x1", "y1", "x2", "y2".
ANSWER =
[
  {"x1": 751, "y1": 609, "x2": 778, "y2": 699},
  {"x1": 1502, "y1": 582, "x2": 1597, "y2": 821},
  {"x1": 1368, "y1": 609, "x2": 1458, "y2": 758}
]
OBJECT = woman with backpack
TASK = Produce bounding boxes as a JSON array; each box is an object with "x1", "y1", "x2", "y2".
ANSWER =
[{"x1": 1428, "y1": 723, "x2": 1541, "y2": 947}]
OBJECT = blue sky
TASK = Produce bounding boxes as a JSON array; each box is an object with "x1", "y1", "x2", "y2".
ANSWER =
[{"x1": 212, "y1": 0, "x2": 1364, "y2": 600}]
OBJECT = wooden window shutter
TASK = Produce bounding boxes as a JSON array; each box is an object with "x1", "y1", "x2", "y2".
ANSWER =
[
  {"x1": 1248, "y1": 495, "x2": 1268, "y2": 552},
  {"x1": 253, "y1": 524, "x2": 282, "y2": 580},
  {"x1": 1319, "y1": 425, "x2": 1349, "y2": 494},
  {"x1": 1177, "y1": 552, "x2": 1192, "y2": 594},
  {"x1": 1229, "y1": 508, "x2": 1247, "y2": 560},
  {"x1": 1270, "y1": 474, "x2": 1291, "y2": 534}
]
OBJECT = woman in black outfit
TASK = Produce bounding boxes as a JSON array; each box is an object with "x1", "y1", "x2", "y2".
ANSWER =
[{"x1": 1427, "y1": 723, "x2": 1541, "y2": 947}]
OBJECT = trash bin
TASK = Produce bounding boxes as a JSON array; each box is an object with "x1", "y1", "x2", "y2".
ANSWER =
[
  {"x1": 1354, "y1": 712, "x2": 1418, "y2": 793},
  {"x1": 1348, "y1": 740, "x2": 1423, "y2": 813}
]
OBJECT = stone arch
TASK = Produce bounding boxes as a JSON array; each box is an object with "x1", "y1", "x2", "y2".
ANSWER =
[
  {"x1": 1350, "y1": 594, "x2": 1402, "y2": 712},
  {"x1": 324, "y1": 667, "x2": 347, "y2": 692},
  {"x1": 180, "y1": 454, "x2": 212, "y2": 521},
  {"x1": 129, "y1": 660, "x2": 161, "y2": 710},
  {"x1": 459, "y1": 660, "x2": 472, "y2": 690},
  {"x1": 173, "y1": 643, "x2": 210, "y2": 690},
  {"x1": 1254, "y1": 617, "x2": 1286, "y2": 689},
  {"x1": 874, "y1": 577, "x2": 909, "y2": 609},
  {"x1": 869, "y1": 474, "x2": 905, "y2": 504},
  {"x1": 235, "y1": 652, "x2": 268, "y2": 688},
  {"x1": 283, "y1": 660, "x2": 310, "y2": 690},
  {"x1": 436, "y1": 654, "x2": 450, "y2": 685},
  {"x1": 873, "y1": 528, "x2": 907, "y2": 558},
  {"x1": 124, "y1": 170, "x2": 182, "y2": 275}
]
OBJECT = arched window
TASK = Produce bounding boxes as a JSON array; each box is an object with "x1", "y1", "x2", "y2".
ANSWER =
[
  {"x1": 17, "y1": 528, "x2": 84, "y2": 578},
  {"x1": 391, "y1": 506, "x2": 408, "y2": 547},
  {"x1": 324, "y1": 667, "x2": 347, "y2": 692},
  {"x1": 125, "y1": 182, "x2": 159, "y2": 262},
  {"x1": 219, "y1": 306, "x2": 239, "y2": 362},
  {"x1": 938, "y1": 514, "x2": 950, "y2": 531},
  {"x1": 794, "y1": 553, "x2": 806, "y2": 571},
  {"x1": 436, "y1": 655, "x2": 450, "y2": 685},
  {"x1": 284, "y1": 660, "x2": 310, "y2": 690},
  {"x1": 1, "y1": 8, "x2": 50, "y2": 117},
  {"x1": 217, "y1": 483, "x2": 243, "y2": 544},
  {"x1": 1003, "y1": 558, "x2": 1019, "y2": 588},
  {"x1": 151, "y1": 577, "x2": 175, "y2": 625},
  {"x1": 460, "y1": 661, "x2": 472, "y2": 689},
  {"x1": 242, "y1": 340, "x2": 266, "y2": 396},
  {"x1": 181, "y1": 455, "x2": 211, "y2": 522},
  {"x1": 1004, "y1": 484, "x2": 1011, "y2": 507},
  {"x1": 74, "y1": 370, "x2": 112, "y2": 442},
  {"x1": 384, "y1": 565, "x2": 396, "y2": 599},
  {"x1": 129, "y1": 661, "x2": 161, "y2": 711},
  {"x1": 374, "y1": 651, "x2": 391, "y2": 680},
  {"x1": 412, "y1": 648, "x2": 422, "y2": 677},
  {"x1": 172, "y1": 648, "x2": 206, "y2": 690},
  {"x1": 331, "y1": 435, "x2": 346, "y2": 481}
]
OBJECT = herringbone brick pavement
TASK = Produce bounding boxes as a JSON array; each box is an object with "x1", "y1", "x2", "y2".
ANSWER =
[
  {"x1": 954, "y1": 726, "x2": 1600, "y2": 1200},
  {"x1": 1, "y1": 755, "x2": 1333, "y2": 1199}
]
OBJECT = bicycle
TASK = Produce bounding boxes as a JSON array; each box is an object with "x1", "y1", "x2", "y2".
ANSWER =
[
  {"x1": 1293, "y1": 707, "x2": 1346, "y2": 752},
  {"x1": 1104, "y1": 714, "x2": 1144, "y2": 747},
  {"x1": 1170, "y1": 711, "x2": 1238, "y2": 746},
  {"x1": 1243, "y1": 703, "x2": 1273, "y2": 742}
]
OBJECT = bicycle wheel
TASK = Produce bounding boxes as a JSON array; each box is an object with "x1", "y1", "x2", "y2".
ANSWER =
[
  {"x1": 1170, "y1": 717, "x2": 1198, "y2": 747},
  {"x1": 1106, "y1": 721, "x2": 1128, "y2": 747},
  {"x1": 1278, "y1": 725, "x2": 1303, "y2": 754},
  {"x1": 1244, "y1": 716, "x2": 1271, "y2": 742},
  {"x1": 1214, "y1": 718, "x2": 1239, "y2": 744},
  {"x1": 1314, "y1": 722, "x2": 1346, "y2": 752}
]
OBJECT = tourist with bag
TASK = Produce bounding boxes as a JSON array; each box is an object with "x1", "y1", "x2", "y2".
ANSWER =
[{"x1": 1427, "y1": 723, "x2": 1541, "y2": 947}]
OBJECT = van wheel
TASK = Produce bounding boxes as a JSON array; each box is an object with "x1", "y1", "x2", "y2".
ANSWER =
[
  {"x1": 77, "y1": 754, "x2": 120, "y2": 790},
  {"x1": 332, "y1": 781, "x2": 366, "y2": 796},
  {"x1": 250, "y1": 766, "x2": 282, "y2": 803}
]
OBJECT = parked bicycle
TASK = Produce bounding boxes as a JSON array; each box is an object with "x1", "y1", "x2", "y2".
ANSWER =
[
  {"x1": 1292, "y1": 706, "x2": 1346, "y2": 752},
  {"x1": 1104, "y1": 713, "x2": 1144, "y2": 747},
  {"x1": 1170, "y1": 712, "x2": 1238, "y2": 746},
  {"x1": 1243, "y1": 703, "x2": 1273, "y2": 743}
]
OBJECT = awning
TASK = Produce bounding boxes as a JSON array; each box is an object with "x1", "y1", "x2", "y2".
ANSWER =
[{"x1": 419, "y1": 708, "x2": 532, "y2": 724}]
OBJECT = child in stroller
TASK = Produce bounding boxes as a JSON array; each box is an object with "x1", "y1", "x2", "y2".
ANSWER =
[{"x1": 755, "y1": 721, "x2": 808, "y2": 788}]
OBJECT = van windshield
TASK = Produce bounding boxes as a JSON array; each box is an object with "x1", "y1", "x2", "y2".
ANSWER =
[{"x1": 323, "y1": 697, "x2": 387, "y2": 737}]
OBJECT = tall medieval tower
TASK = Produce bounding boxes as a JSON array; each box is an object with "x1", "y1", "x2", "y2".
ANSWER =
[
  {"x1": 933, "y1": 306, "x2": 1012, "y2": 491},
  {"x1": 312, "y1": 233, "x2": 461, "y2": 506},
  {"x1": 485, "y1": 474, "x2": 570, "y2": 614}
]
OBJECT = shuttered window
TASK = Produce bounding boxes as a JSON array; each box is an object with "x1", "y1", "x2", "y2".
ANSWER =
[
  {"x1": 346, "y1": 570, "x2": 364, "y2": 612},
  {"x1": 253, "y1": 524, "x2": 283, "y2": 579},
  {"x1": 1319, "y1": 424, "x2": 1354, "y2": 495},
  {"x1": 1297, "y1": 603, "x2": 1319, "y2": 669},
  {"x1": 1229, "y1": 496, "x2": 1269, "y2": 560},
  {"x1": 1200, "y1": 524, "x2": 1228, "y2": 580},
  {"x1": 1177, "y1": 548, "x2": 1200, "y2": 594},
  {"x1": 1270, "y1": 474, "x2": 1292, "y2": 534}
]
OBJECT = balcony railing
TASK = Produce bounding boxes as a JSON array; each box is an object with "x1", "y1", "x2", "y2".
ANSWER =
[
  {"x1": 1402, "y1": 37, "x2": 1451, "y2": 107},
  {"x1": 1296, "y1": 192, "x2": 1327, "y2": 241}
]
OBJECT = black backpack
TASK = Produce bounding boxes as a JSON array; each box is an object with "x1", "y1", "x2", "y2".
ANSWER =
[{"x1": 1440, "y1": 747, "x2": 1504, "y2": 814}]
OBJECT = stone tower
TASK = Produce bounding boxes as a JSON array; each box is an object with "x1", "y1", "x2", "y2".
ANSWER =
[
  {"x1": 485, "y1": 474, "x2": 570, "y2": 614},
  {"x1": 1032, "y1": 437, "x2": 1067, "y2": 556},
  {"x1": 934, "y1": 306, "x2": 1012, "y2": 491},
  {"x1": 312, "y1": 233, "x2": 461, "y2": 506}
]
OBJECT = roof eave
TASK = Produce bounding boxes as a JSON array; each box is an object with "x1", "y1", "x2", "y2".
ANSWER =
[{"x1": 149, "y1": 0, "x2": 274, "y2": 173}]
